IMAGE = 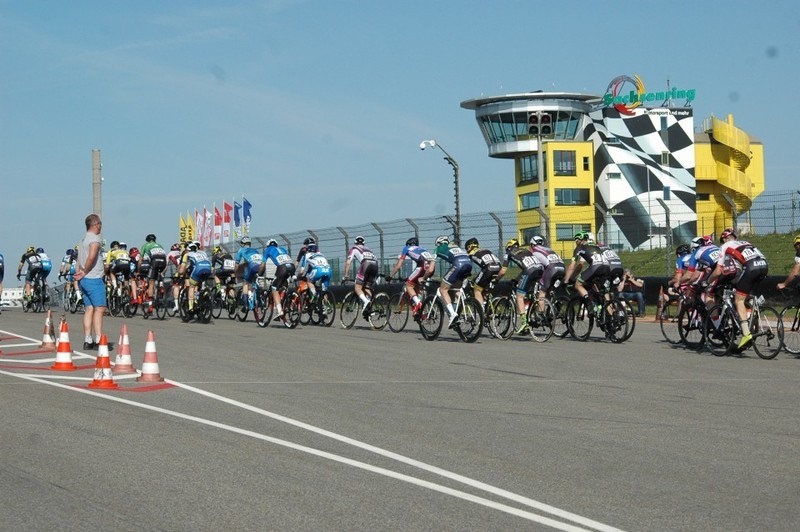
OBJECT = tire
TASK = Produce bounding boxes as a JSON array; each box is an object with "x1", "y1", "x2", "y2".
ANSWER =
[
  {"x1": 315, "y1": 291, "x2": 337, "y2": 327},
  {"x1": 704, "y1": 304, "x2": 735, "y2": 357},
  {"x1": 566, "y1": 297, "x2": 593, "y2": 341},
  {"x1": 339, "y1": 291, "x2": 360, "y2": 330},
  {"x1": 211, "y1": 288, "x2": 223, "y2": 319},
  {"x1": 235, "y1": 288, "x2": 249, "y2": 322},
  {"x1": 283, "y1": 290, "x2": 301, "y2": 329},
  {"x1": 296, "y1": 291, "x2": 312, "y2": 326},
  {"x1": 780, "y1": 305, "x2": 800, "y2": 355},
  {"x1": 455, "y1": 297, "x2": 484, "y2": 343},
  {"x1": 226, "y1": 286, "x2": 238, "y2": 319},
  {"x1": 387, "y1": 292, "x2": 410, "y2": 333},
  {"x1": 550, "y1": 295, "x2": 570, "y2": 339},
  {"x1": 601, "y1": 300, "x2": 629, "y2": 344},
  {"x1": 255, "y1": 291, "x2": 274, "y2": 328},
  {"x1": 486, "y1": 297, "x2": 514, "y2": 340},
  {"x1": 367, "y1": 292, "x2": 390, "y2": 330},
  {"x1": 108, "y1": 291, "x2": 122, "y2": 317},
  {"x1": 178, "y1": 290, "x2": 192, "y2": 323},
  {"x1": 660, "y1": 302, "x2": 683, "y2": 345},
  {"x1": 154, "y1": 290, "x2": 167, "y2": 320},
  {"x1": 122, "y1": 287, "x2": 137, "y2": 318},
  {"x1": 526, "y1": 297, "x2": 555, "y2": 343},
  {"x1": 751, "y1": 306, "x2": 783, "y2": 360},
  {"x1": 619, "y1": 300, "x2": 636, "y2": 342},
  {"x1": 677, "y1": 305, "x2": 705, "y2": 349},
  {"x1": 197, "y1": 290, "x2": 213, "y2": 324},
  {"x1": 418, "y1": 295, "x2": 444, "y2": 341}
]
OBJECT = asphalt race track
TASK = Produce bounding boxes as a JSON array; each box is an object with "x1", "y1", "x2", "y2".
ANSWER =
[{"x1": 1, "y1": 307, "x2": 799, "y2": 531}]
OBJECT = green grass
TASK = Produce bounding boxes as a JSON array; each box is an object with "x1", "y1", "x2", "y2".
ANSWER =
[{"x1": 619, "y1": 232, "x2": 798, "y2": 277}]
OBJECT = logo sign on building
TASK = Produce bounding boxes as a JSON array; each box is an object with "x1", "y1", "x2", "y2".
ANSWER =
[{"x1": 603, "y1": 75, "x2": 696, "y2": 115}]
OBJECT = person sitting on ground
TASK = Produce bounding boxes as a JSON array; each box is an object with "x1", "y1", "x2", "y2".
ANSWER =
[{"x1": 617, "y1": 268, "x2": 646, "y2": 317}]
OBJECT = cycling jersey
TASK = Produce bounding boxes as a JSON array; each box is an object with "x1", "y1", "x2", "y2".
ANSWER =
[
  {"x1": 530, "y1": 244, "x2": 566, "y2": 292},
  {"x1": 437, "y1": 245, "x2": 472, "y2": 287},
  {"x1": 105, "y1": 249, "x2": 132, "y2": 279},
  {"x1": 263, "y1": 246, "x2": 295, "y2": 290},
  {"x1": 237, "y1": 246, "x2": 263, "y2": 283},
  {"x1": 718, "y1": 240, "x2": 768, "y2": 295},
  {"x1": 599, "y1": 245, "x2": 624, "y2": 285},
  {"x1": 572, "y1": 243, "x2": 609, "y2": 287},
  {"x1": 299, "y1": 252, "x2": 332, "y2": 290},
  {"x1": 182, "y1": 250, "x2": 212, "y2": 285},
  {"x1": 141, "y1": 242, "x2": 167, "y2": 280},
  {"x1": 212, "y1": 252, "x2": 236, "y2": 279},
  {"x1": 504, "y1": 248, "x2": 544, "y2": 295},
  {"x1": 400, "y1": 245, "x2": 435, "y2": 267},
  {"x1": 347, "y1": 244, "x2": 379, "y2": 288}
]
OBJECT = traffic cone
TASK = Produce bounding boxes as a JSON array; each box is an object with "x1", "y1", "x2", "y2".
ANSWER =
[
  {"x1": 136, "y1": 330, "x2": 164, "y2": 382},
  {"x1": 50, "y1": 320, "x2": 77, "y2": 371},
  {"x1": 40, "y1": 310, "x2": 57, "y2": 350},
  {"x1": 88, "y1": 335, "x2": 119, "y2": 389},
  {"x1": 113, "y1": 324, "x2": 137, "y2": 374}
]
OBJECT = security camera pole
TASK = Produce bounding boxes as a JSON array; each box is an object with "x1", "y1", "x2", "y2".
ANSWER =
[{"x1": 420, "y1": 139, "x2": 460, "y2": 244}]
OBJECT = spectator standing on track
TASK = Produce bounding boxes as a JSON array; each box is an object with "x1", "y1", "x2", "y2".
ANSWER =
[
  {"x1": 73, "y1": 214, "x2": 108, "y2": 350},
  {"x1": 617, "y1": 268, "x2": 646, "y2": 317}
]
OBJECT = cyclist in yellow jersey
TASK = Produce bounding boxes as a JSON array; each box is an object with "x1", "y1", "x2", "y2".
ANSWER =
[{"x1": 104, "y1": 241, "x2": 133, "y2": 296}]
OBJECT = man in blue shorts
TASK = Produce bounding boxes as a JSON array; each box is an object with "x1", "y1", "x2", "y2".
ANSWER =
[{"x1": 73, "y1": 214, "x2": 108, "y2": 350}]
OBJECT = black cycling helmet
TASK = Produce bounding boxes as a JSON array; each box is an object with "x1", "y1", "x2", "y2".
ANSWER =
[
  {"x1": 676, "y1": 244, "x2": 690, "y2": 256},
  {"x1": 66, "y1": 248, "x2": 76, "y2": 257},
  {"x1": 146, "y1": 233, "x2": 157, "y2": 242},
  {"x1": 465, "y1": 237, "x2": 479, "y2": 253},
  {"x1": 306, "y1": 244, "x2": 318, "y2": 253},
  {"x1": 505, "y1": 238, "x2": 519, "y2": 251},
  {"x1": 406, "y1": 237, "x2": 418, "y2": 247},
  {"x1": 303, "y1": 237, "x2": 315, "y2": 246},
  {"x1": 171, "y1": 243, "x2": 180, "y2": 251},
  {"x1": 110, "y1": 240, "x2": 120, "y2": 249},
  {"x1": 354, "y1": 236, "x2": 365, "y2": 245},
  {"x1": 36, "y1": 247, "x2": 44, "y2": 254}
]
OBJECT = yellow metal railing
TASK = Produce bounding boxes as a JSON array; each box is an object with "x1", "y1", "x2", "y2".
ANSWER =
[{"x1": 706, "y1": 115, "x2": 754, "y2": 212}]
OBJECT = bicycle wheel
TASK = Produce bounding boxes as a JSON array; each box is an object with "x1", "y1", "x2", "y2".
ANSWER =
[
  {"x1": 122, "y1": 286, "x2": 137, "y2": 318},
  {"x1": 62, "y1": 287, "x2": 71, "y2": 311},
  {"x1": 704, "y1": 304, "x2": 736, "y2": 357},
  {"x1": 179, "y1": 290, "x2": 192, "y2": 323},
  {"x1": 154, "y1": 289, "x2": 167, "y2": 320},
  {"x1": 339, "y1": 291, "x2": 360, "y2": 329},
  {"x1": 211, "y1": 288, "x2": 223, "y2": 319},
  {"x1": 487, "y1": 296, "x2": 514, "y2": 340},
  {"x1": 455, "y1": 297, "x2": 484, "y2": 343},
  {"x1": 226, "y1": 286, "x2": 238, "y2": 319},
  {"x1": 296, "y1": 292, "x2": 313, "y2": 326},
  {"x1": 751, "y1": 306, "x2": 783, "y2": 360},
  {"x1": 387, "y1": 292, "x2": 410, "y2": 333},
  {"x1": 236, "y1": 288, "x2": 249, "y2": 322},
  {"x1": 780, "y1": 305, "x2": 800, "y2": 355},
  {"x1": 197, "y1": 290, "x2": 212, "y2": 323},
  {"x1": 526, "y1": 297, "x2": 555, "y2": 343},
  {"x1": 677, "y1": 305, "x2": 705, "y2": 349},
  {"x1": 566, "y1": 297, "x2": 593, "y2": 341},
  {"x1": 108, "y1": 290, "x2": 122, "y2": 317},
  {"x1": 315, "y1": 291, "x2": 336, "y2": 327},
  {"x1": 283, "y1": 290, "x2": 301, "y2": 329},
  {"x1": 659, "y1": 300, "x2": 683, "y2": 345},
  {"x1": 367, "y1": 292, "x2": 390, "y2": 330},
  {"x1": 550, "y1": 295, "x2": 570, "y2": 339},
  {"x1": 601, "y1": 300, "x2": 629, "y2": 344},
  {"x1": 418, "y1": 295, "x2": 444, "y2": 341}
]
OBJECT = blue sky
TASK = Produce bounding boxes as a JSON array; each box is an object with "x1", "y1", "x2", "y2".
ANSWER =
[{"x1": 1, "y1": 0, "x2": 798, "y2": 270}]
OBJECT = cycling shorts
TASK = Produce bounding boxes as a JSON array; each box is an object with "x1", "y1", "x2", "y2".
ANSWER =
[
  {"x1": 355, "y1": 260, "x2": 379, "y2": 289},
  {"x1": 441, "y1": 257, "x2": 473, "y2": 287},
  {"x1": 540, "y1": 264, "x2": 566, "y2": 292},
  {"x1": 306, "y1": 266, "x2": 332, "y2": 290},
  {"x1": 189, "y1": 265, "x2": 212, "y2": 285},
  {"x1": 243, "y1": 262, "x2": 261, "y2": 284},
  {"x1": 272, "y1": 263, "x2": 296, "y2": 291},
  {"x1": 515, "y1": 265, "x2": 544, "y2": 295}
]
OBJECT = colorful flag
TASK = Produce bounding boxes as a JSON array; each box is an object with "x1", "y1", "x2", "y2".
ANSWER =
[
  {"x1": 202, "y1": 207, "x2": 213, "y2": 248},
  {"x1": 223, "y1": 201, "x2": 233, "y2": 243},
  {"x1": 233, "y1": 201, "x2": 242, "y2": 239},
  {"x1": 243, "y1": 197, "x2": 252, "y2": 234},
  {"x1": 179, "y1": 214, "x2": 189, "y2": 243},
  {"x1": 186, "y1": 210, "x2": 195, "y2": 242},
  {"x1": 195, "y1": 209, "x2": 203, "y2": 244},
  {"x1": 213, "y1": 205, "x2": 222, "y2": 245}
]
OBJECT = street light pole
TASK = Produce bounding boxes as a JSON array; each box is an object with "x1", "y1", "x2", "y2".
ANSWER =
[{"x1": 420, "y1": 139, "x2": 460, "y2": 244}]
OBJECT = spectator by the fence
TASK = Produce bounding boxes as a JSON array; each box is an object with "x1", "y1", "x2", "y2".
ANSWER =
[{"x1": 618, "y1": 268, "x2": 646, "y2": 317}]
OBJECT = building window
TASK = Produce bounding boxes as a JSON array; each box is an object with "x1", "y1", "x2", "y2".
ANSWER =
[
  {"x1": 554, "y1": 188, "x2": 590, "y2": 206},
  {"x1": 660, "y1": 116, "x2": 668, "y2": 131},
  {"x1": 520, "y1": 192, "x2": 547, "y2": 210},
  {"x1": 697, "y1": 193, "x2": 710, "y2": 201},
  {"x1": 554, "y1": 150, "x2": 576, "y2": 176},
  {"x1": 607, "y1": 136, "x2": 621, "y2": 144},
  {"x1": 556, "y1": 223, "x2": 591, "y2": 241},
  {"x1": 607, "y1": 172, "x2": 621, "y2": 179},
  {"x1": 661, "y1": 151, "x2": 670, "y2": 165},
  {"x1": 583, "y1": 157, "x2": 590, "y2": 171},
  {"x1": 518, "y1": 156, "x2": 537, "y2": 184}
]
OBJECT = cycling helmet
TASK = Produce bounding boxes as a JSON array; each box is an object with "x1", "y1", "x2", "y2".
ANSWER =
[
  {"x1": 794, "y1": 235, "x2": 800, "y2": 246},
  {"x1": 306, "y1": 244, "x2": 318, "y2": 253},
  {"x1": 303, "y1": 237, "x2": 315, "y2": 246},
  {"x1": 213, "y1": 246, "x2": 221, "y2": 254},
  {"x1": 720, "y1": 227, "x2": 736, "y2": 242},
  {"x1": 36, "y1": 247, "x2": 44, "y2": 254},
  {"x1": 465, "y1": 237, "x2": 479, "y2": 253},
  {"x1": 406, "y1": 237, "x2": 418, "y2": 247},
  {"x1": 119, "y1": 242, "x2": 127, "y2": 250},
  {"x1": 188, "y1": 241, "x2": 200, "y2": 251},
  {"x1": 110, "y1": 240, "x2": 119, "y2": 249},
  {"x1": 129, "y1": 247, "x2": 140, "y2": 259},
  {"x1": 145, "y1": 233, "x2": 156, "y2": 243},
  {"x1": 505, "y1": 238, "x2": 519, "y2": 251},
  {"x1": 690, "y1": 236, "x2": 705, "y2": 250},
  {"x1": 530, "y1": 235, "x2": 545, "y2": 246},
  {"x1": 66, "y1": 248, "x2": 77, "y2": 257},
  {"x1": 240, "y1": 236, "x2": 251, "y2": 246},
  {"x1": 354, "y1": 236, "x2": 365, "y2": 245},
  {"x1": 266, "y1": 239, "x2": 278, "y2": 247},
  {"x1": 676, "y1": 244, "x2": 690, "y2": 256},
  {"x1": 574, "y1": 231, "x2": 589, "y2": 241},
  {"x1": 435, "y1": 235, "x2": 449, "y2": 246},
  {"x1": 171, "y1": 243, "x2": 180, "y2": 251},
  {"x1": 26, "y1": 246, "x2": 35, "y2": 254}
]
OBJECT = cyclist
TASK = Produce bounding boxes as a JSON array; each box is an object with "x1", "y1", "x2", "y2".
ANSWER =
[
  {"x1": 297, "y1": 242, "x2": 332, "y2": 302},
  {"x1": 17, "y1": 246, "x2": 43, "y2": 302},
  {"x1": 464, "y1": 237, "x2": 501, "y2": 307},
  {"x1": 178, "y1": 240, "x2": 212, "y2": 314},
  {"x1": 386, "y1": 237, "x2": 435, "y2": 316},
  {"x1": 777, "y1": 235, "x2": 800, "y2": 290},
  {"x1": 707, "y1": 227, "x2": 769, "y2": 349},
  {"x1": 260, "y1": 239, "x2": 295, "y2": 319},
  {"x1": 529, "y1": 235, "x2": 566, "y2": 300},
  {"x1": 211, "y1": 245, "x2": 236, "y2": 292},
  {"x1": 563, "y1": 231, "x2": 610, "y2": 316},
  {"x1": 58, "y1": 248, "x2": 80, "y2": 296},
  {"x1": 235, "y1": 236, "x2": 263, "y2": 309},
  {"x1": 498, "y1": 238, "x2": 544, "y2": 334},
  {"x1": 105, "y1": 241, "x2": 132, "y2": 297},
  {"x1": 342, "y1": 236, "x2": 379, "y2": 318},
  {"x1": 433, "y1": 235, "x2": 472, "y2": 328},
  {"x1": 140, "y1": 234, "x2": 168, "y2": 313},
  {"x1": 599, "y1": 243, "x2": 624, "y2": 287},
  {"x1": 166, "y1": 243, "x2": 183, "y2": 311}
]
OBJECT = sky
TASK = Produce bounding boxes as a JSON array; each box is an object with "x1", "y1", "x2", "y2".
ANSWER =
[{"x1": 1, "y1": 0, "x2": 798, "y2": 271}]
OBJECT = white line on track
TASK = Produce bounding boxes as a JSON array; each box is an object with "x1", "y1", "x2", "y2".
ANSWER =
[{"x1": 0, "y1": 328, "x2": 625, "y2": 531}]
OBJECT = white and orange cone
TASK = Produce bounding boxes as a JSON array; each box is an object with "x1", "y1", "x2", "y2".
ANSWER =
[
  {"x1": 136, "y1": 330, "x2": 164, "y2": 382},
  {"x1": 88, "y1": 335, "x2": 119, "y2": 389},
  {"x1": 50, "y1": 320, "x2": 77, "y2": 371},
  {"x1": 113, "y1": 324, "x2": 137, "y2": 374},
  {"x1": 40, "y1": 310, "x2": 57, "y2": 350}
]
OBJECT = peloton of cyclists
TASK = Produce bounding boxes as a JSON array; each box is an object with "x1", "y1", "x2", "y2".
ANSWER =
[
  {"x1": 706, "y1": 227, "x2": 769, "y2": 349},
  {"x1": 498, "y1": 238, "x2": 544, "y2": 334},
  {"x1": 464, "y1": 237, "x2": 501, "y2": 307},
  {"x1": 342, "y1": 236, "x2": 379, "y2": 319},
  {"x1": 386, "y1": 237, "x2": 435, "y2": 316}
]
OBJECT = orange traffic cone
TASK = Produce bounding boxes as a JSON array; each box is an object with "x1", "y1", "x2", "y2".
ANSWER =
[
  {"x1": 136, "y1": 331, "x2": 164, "y2": 382},
  {"x1": 113, "y1": 324, "x2": 137, "y2": 374},
  {"x1": 40, "y1": 310, "x2": 57, "y2": 350},
  {"x1": 88, "y1": 335, "x2": 119, "y2": 389},
  {"x1": 50, "y1": 320, "x2": 77, "y2": 371}
]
